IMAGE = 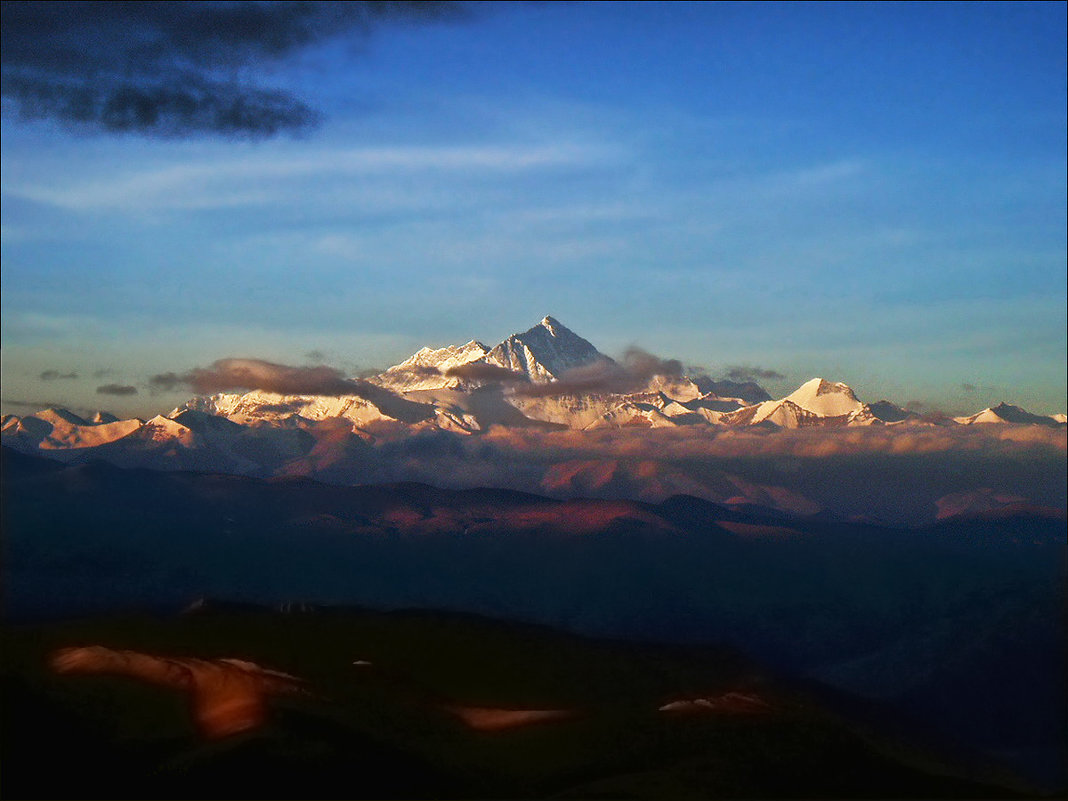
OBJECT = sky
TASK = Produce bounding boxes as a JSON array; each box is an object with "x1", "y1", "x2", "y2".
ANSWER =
[{"x1": 2, "y1": 1, "x2": 1066, "y2": 418}]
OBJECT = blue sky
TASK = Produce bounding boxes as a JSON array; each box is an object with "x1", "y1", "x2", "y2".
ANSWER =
[{"x1": 2, "y1": 1, "x2": 1065, "y2": 417}]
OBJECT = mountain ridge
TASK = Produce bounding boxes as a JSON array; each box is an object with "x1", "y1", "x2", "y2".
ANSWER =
[{"x1": 2, "y1": 316, "x2": 1064, "y2": 526}]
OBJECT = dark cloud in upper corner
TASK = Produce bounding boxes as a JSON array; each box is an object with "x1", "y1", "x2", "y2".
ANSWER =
[
  {"x1": 96, "y1": 383, "x2": 138, "y2": 396},
  {"x1": 40, "y1": 370, "x2": 78, "y2": 381},
  {"x1": 1, "y1": 1, "x2": 467, "y2": 138}
]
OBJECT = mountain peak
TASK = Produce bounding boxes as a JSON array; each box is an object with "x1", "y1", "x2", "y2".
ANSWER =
[
  {"x1": 785, "y1": 378, "x2": 862, "y2": 417},
  {"x1": 539, "y1": 315, "x2": 564, "y2": 332},
  {"x1": 990, "y1": 402, "x2": 1022, "y2": 414},
  {"x1": 488, "y1": 317, "x2": 608, "y2": 383},
  {"x1": 961, "y1": 402, "x2": 1062, "y2": 427}
]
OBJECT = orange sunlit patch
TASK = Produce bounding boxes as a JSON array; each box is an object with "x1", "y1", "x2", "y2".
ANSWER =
[
  {"x1": 442, "y1": 705, "x2": 577, "y2": 731},
  {"x1": 50, "y1": 646, "x2": 307, "y2": 740}
]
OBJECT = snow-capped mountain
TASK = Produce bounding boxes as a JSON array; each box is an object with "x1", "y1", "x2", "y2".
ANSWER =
[
  {"x1": 954, "y1": 402, "x2": 1064, "y2": 427},
  {"x1": 3, "y1": 408, "x2": 144, "y2": 450},
  {"x1": 4, "y1": 315, "x2": 1064, "y2": 525},
  {"x1": 373, "y1": 316, "x2": 610, "y2": 394},
  {"x1": 374, "y1": 340, "x2": 491, "y2": 392},
  {"x1": 3, "y1": 316, "x2": 1064, "y2": 474},
  {"x1": 482, "y1": 315, "x2": 610, "y2": 382}
]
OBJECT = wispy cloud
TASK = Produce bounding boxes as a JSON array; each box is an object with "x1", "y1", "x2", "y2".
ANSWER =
[
  {"x1": 1, "y1": 396, "x2": 91, "y2": 414},
  {"x1": 3, "y1": 143, "x2": 614, "y2": 213}
]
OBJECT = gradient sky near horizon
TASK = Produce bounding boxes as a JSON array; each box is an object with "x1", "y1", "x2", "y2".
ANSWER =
[{"x1": 2, "y1": 1, "x2": 1065, "y2": 418}]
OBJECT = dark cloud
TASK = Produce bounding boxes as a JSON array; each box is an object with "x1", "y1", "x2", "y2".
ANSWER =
[
  {"x1": 401, "y1": 365, "x2": 445, "y2": 379},
  {"x1": 514, "y1": 347, "x2": 683, "y2": 397},
  {"x1": 903, "y1": 400, "x2": 957, "y2": 424},
  {"x1": 304, "y1": 350, "x2": 327, "y2": 364},
  {"x1": 246, "y1": 402, "x2": 302, "y2": 415},
  {"x1": 1, "y1": 396, "x2": 89, "y2": 414},
  {"x1": 39, "y1": 370, "x2": 78, "y2": 381},
  {"x1": 961, "y1": 383, "x2": 978, "y2": 393},
  {"x1": 444, "y1": 362, "x2": 529, "y2": 383},
  {"x1": 1, "y1": 1, "x2": 465, "y2": 138},
  {"x1": 723, "y1": 365, "x2": 786, "y2": 382},
  {"x1": 150, "y1": 357, "x2": 436, "y2": 424},
  {"x1": 621, "y1": 347, "x2": 683, "y2": 381},
  {"x1": 147, "y1": 371, "x2": 185, "y2": 393},
  {"x1": 151, "y1": 358, "x2": 363, "y2": 395},
  {"x1": 96, "y1": 383, "x2": 138, "y2": 396}
]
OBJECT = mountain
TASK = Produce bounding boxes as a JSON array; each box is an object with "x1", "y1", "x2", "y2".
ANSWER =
[
  {"x1": 3, "y1": 446, "x2": 1063, "y2": 793},
  {"x1": 2, "y1": 317, "x2": 1064, "y2": 519},
  {"x1": 373, "y1": 316, "x2": 610, "y2": 394},
  {"x1": 719, "y1": 378, "x2": 914, "y2": 429},
  {"x1": 3, "y1": 408, "x2": 144, "y2": 450},
  {"x1": 135, "y1": 316, "x2": 1061, "y2": 435},
  {"x1": 482, "y1": 314, "x2": 610, "y2": 382},
  {"x1": 785, "y1": 378, "x2": 864, "y2": 417},
  {"x1": 374, "y1": 340, "x2": 490, "y2": 392},
  {"x1": 692, "y1": 376, "x2": 773, "y2": 404},
  {"x1": 955, "y1": 402, "x2": 1064, "y2": 427}
]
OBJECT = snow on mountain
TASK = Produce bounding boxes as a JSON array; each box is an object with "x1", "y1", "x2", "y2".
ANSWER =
[
  {"x1": 374, "y1": 340, "x2": 490, "y2": 392},
  {"x1": 169, "y1": 408, "x2": 246, "y2": 438},
  {"x1": 784, "y1": 378, "x2": 864, "y2": 418},
  {"x1": 483, "y1": 316, "x2": 610, "y2": 382},
  {"x1": 719, "y1": 378, "x2": 914, "y2": 429},
  {"x1": 140, "y1": 415, "x2": 197, "y2": 446},
  {"x1": 864, "y1": 400, "x2": 913, "y2": 424},
  {"x1": 181, "y1": 389, "x2": 427, "y2": 428},
  {"x1": 692, "y1": 378, "x2": 772, "y2": 405},
  {"x1": 183, "y1": 316, "x2": 716, "y2": 435},
  {"x1": 5, "y1": 318, "x2": 1063, "y2": 474},
  {"x1": 373, "y1": 316, "x2": 609, "y2": 395},
  {"x1": 507, "y1": 393, "x2": 632, "y2": 429},
  {"x1": 724, "y1": 378, "x2": 858, "y2": 429},
  {"x1": 729, "y1": 398, "x2": 824, "y2": 429},
  {"x1": 2, "y1": 408, "x2": 144, "y2": 450},
  {"x1": 39, "y1": 418, "x2": 145, "y2": 449},
  {"x1": 644, "y1": 375, "x2": 704, "y2": 402},
  {"x1": 954, "y1": 402, "x2": 1064, "y2": 427},
  {"x1": 34, "y1": 408, "x2": 91, "y2": 427},
  {"x1": 583, "y1": 401, "x2": 680, "y2": 430}
]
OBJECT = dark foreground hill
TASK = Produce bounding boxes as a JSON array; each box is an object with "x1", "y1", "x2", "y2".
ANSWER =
[
  {"x1": 2, "y1": 446, "x2": 1065, "y2": 792},
  {"x1": 0, "y1": 605, "x2": 1036, "y2": 800}
]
